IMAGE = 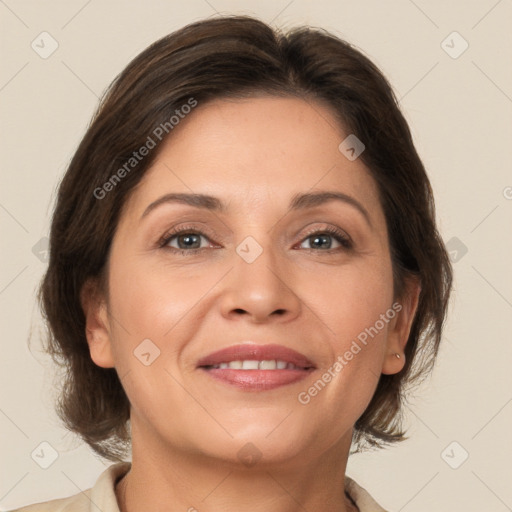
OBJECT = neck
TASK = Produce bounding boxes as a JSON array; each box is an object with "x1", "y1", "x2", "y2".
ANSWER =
[{"x1": 116, "y1": 420, "x2": 358, "y2": 512}]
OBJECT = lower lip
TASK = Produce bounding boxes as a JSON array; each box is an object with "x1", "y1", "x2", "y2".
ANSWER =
[{"x1": 200, "y1": 368, "x2": 313, "y2": 391}]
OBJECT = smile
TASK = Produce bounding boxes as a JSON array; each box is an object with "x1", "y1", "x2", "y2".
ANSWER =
[
  {"x1": 206, "y1": 360, "x2": 304, "y2": 370},
  {"x1": 197, "y1": 344, "x2": 315, "y2": 390}
]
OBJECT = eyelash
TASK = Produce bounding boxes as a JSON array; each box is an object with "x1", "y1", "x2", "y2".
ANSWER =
[{"x1": 158, "y1": 224, "x2": 353, "y2": 256}]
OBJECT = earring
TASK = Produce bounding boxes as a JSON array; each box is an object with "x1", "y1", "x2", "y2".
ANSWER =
[{"x1": 394, "y1": 353, "x2": 401, "y2": 359}]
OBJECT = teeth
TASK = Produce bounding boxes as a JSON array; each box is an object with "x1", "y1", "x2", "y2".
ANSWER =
[
  {"x1": 242, "y1": 360, "x2": 260, "y2": 370},
  {"x1": 210, "y1": 360, "x2": 302, "y2": 370}
]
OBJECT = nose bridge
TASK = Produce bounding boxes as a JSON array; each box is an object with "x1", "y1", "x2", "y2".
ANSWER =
[
  {"x1": 235, "y1": 230, "x2": 283, "y2": 293},
  {"x1": 219, "y1": 229, "x2": 301, "y2": 322}
]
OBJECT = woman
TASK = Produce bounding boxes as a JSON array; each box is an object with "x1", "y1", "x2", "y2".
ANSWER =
[{"x1": 13, "y1": 14, "x2": 452, "y2": 512}]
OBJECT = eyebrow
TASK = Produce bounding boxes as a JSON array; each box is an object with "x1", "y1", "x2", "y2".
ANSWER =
[{"x1": 141, "y1": 191, "x2": 372, "y2": 227}]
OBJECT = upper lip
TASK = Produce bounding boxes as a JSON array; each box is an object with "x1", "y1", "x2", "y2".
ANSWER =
[{"x1": 197, "y1": 343, "x2": 315, "y2": 369}]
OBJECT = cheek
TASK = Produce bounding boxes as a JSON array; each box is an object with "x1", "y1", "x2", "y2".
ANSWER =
[
  {"x1": 108, "y1": 256, "x2": 213, "y2": 339},
  {"x1": 308, "y1": 255, "x2": 395, "y2": 349},
  {"x1": 303, "y1": 257, "x2": 394, "y2": 406},
  {"x1": 105, "y1": 255, "x2": 229, "y2": 395},
  {"x1": 105, "y1": 260, "x2": 192, "y2": 431}
]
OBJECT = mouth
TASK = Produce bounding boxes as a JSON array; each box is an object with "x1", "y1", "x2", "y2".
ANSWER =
[{"x1": 196, "y1": 343, "x2": 316, "y2": 391}]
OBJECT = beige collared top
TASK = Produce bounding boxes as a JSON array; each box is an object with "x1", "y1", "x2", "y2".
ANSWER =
[{"x1": 10, "y1": 462, "x2": 388, "y2": 512}]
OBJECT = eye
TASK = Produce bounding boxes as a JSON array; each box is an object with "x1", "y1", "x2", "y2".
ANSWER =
[
  {"x1": 297, "y1": 226, "x2": 352, "y2": 252},
  {"x1": 158, "y1": 224, "x2": 353, "y2": 255},
  {"x1": 159, "y1": 226, "x2": 214, "y2": 254}
]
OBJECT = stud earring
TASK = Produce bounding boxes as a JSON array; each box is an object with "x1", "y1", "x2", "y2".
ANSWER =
[{"x1": 395, "y1": 353, "x2": 401, "y2": 359}]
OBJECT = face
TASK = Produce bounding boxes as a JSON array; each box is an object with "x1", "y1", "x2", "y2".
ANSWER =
[{"x1": 85, "y1": 96, "x2": 416, "y2": 468}]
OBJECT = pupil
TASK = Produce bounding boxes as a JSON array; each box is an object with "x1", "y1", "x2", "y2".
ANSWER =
[
  {"x1": 179, "y1": 234, "x2": 200, "y2": 249},
  {"x1": 312, "y1": 234, "x2": 331, "y2": 249}
]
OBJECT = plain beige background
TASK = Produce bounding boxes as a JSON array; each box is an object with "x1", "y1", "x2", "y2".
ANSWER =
[{"x1": 1, "y1": 1, "x2": 511, "y2": 511}]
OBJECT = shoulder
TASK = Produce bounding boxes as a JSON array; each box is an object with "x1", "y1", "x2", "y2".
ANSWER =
[
  {"x1": 8, "y1": 462, "x2": 131, "y2": 512},
  {"x1": 345, "y1": 476, "x2": 389, "y2": 512}
]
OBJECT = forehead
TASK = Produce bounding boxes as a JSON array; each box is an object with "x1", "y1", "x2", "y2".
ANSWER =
[{"x1": 124, "y1": 96, "x2": 384, "y2": 225}]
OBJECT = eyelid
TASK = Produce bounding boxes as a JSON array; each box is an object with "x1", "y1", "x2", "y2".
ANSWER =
[
  {"x1": 157, "y1": 223, "x2": 218, "y2": 249},
  {"x1": 300, "y1": 224, "x2": 352, "y2": 243},
  {"x1": 296, "y1": 224, "x2": 353, "y2": 251}
]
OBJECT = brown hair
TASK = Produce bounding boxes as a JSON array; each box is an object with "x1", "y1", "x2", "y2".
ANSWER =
[{"x1": 39, "y1": 15, "x2": 452, "y2": 461}]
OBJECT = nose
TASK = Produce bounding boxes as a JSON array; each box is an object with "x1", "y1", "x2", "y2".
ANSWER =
[{"x1": 219, "y1": 239, "x2": 302, "y2": 324}]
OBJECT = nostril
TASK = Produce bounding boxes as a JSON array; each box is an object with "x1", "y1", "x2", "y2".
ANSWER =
[{"x1": 231, "y1": 308, "x2": 287, "y2": 317}]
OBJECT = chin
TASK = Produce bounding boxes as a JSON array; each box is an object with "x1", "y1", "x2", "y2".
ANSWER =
[{"x1": 195, "y1": 420, "x2": 321, "y2": 468}]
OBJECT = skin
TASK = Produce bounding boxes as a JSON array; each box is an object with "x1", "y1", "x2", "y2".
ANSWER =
[{"x1": 82, "y1": 96, "x2": 420, "y2": 512}]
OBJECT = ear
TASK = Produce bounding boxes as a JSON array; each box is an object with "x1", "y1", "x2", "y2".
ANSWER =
[
  {"x1": 381, "y1": 276, "x2": 421, "y2": 375},
  {"x1": 80, "y1": 277, "x2": 115, "y2": 368}
]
